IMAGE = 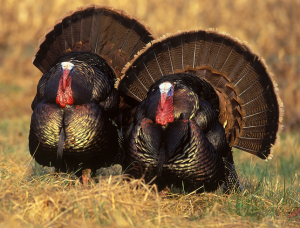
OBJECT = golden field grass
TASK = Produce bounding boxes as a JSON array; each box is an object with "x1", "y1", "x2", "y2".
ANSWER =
[
  {"x1": 0, "y1": 0, "x2": 300, "y2": 227},
  {"x1": 1, "y1": 118, "x2": 300, "y2": 227}
]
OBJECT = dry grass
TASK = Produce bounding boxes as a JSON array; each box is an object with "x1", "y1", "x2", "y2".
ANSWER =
[
  {"x1": 1, "y1": 0, "x2": 300, "y2": 227},
  {"x1": 0, "y1": 118, "x2": 300, "y2": 227}
]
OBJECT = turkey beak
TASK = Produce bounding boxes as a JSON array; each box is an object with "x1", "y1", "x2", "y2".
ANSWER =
[{"x1": 160, "y1": 92, "x2": 167, "y2": 109}]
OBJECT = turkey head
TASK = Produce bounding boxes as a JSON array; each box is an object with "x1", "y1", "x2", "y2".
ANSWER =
[
  {"x1": 56, "y1": 62, "x2": 75, "y2": 107},
  {"x1": 156, "y1": 82, "x2": 174, "y2": 125}
]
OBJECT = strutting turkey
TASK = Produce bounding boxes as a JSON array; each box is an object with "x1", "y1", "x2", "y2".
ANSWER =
[
  {"x1": 117, "y1": 30, "x2": 283, "y2": 193},
  {"x1": 29, "y1": 4, "x2": 155, "y2": 184}
]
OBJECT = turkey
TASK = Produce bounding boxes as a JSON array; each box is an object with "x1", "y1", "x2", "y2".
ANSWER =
[
  {"x1": 117, "y1": 30, "x2": 283, "y2": 193},
  {"x1": 29, "y1": 4, "x2": 155, "y2": 184}
]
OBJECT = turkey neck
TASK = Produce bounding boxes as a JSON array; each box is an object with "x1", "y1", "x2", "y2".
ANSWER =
[
  {"x1": 42, "y1": 52, "x2": 116, "y2": 106},
  {"x1": 56, "y1": 63, "x2": 74, "y2": 108},
  {"x1": 156, "y1": 93, "x2": 174, "y2": 125},
  {"x1": 144, "y1": 85, "x2": 198, "y2": 124}
]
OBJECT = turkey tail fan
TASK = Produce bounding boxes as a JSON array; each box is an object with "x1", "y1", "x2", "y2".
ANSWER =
[
  {"x1": 32, "y1": 4, "x2": 156, "y2": 78},
  {"x1": 117, "y1": 30, "x2": 283, "y2": 160}
]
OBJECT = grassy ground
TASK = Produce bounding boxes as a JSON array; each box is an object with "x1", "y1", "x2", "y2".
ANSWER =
[
  {"x1": 0, "y1": 118, "x2": 300, "y2": 227},
  {"x1": 1, "y1": 0, "x2": 300, "y2": 227}
]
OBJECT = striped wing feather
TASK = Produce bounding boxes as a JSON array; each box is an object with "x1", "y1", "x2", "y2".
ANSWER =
[
  {"x1": 33, "y1": 4, "x2": 155, "y2": 78},
  {"x1": 118, "y1": 30, "x2": 283, "y2": 160}
]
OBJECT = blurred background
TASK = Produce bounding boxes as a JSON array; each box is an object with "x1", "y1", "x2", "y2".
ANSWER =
[{"x1": 0, "y1": 0, "x2": 299, "y2": 130}]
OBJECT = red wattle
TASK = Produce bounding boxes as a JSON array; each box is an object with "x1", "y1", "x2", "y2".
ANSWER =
[
  {"x1": 56, "y1": 71, "x2": 73, "y2": 108},
  {"x1": 62, "y1": 69, "x2": 69, "y2": 90},
  {"x1": 156, "y1": 96, "x2": 174, "y2": 125},
  {"x1": 160, "y1": 93, "x2": 167, "y2": 109}
]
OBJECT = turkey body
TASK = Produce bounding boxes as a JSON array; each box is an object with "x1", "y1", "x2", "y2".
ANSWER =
[
  {"x1": 29, "y1": 52, "x2": 120, "y2": 174},
  {"x1": 118, "y1": 30, "x2": 282, "y2": 193},
  {"x1": 29, "y1": 5, "x2": 155, "y2": 179},
  {"x1": 124, "y1": 74, "x2": 237, "y2": 192}
]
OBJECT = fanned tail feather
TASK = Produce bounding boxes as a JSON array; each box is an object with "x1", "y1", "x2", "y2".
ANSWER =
[
  {"x1": 32, "y1": 4, "x2": 156, "y2": 78},
  {"x1": 117, "y1": 30, "x2": 283, "y2": 160}
]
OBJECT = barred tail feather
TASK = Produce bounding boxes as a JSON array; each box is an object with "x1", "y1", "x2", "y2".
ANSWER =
[
  {"x1": 33, "y1": 4, "x2": 155, "y2": 78},
  {"x1": 117, "y1": 30, "x2": 283, "y2": 160}
]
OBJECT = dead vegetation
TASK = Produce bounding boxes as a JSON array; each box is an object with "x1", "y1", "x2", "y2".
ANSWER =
[{"x1": 1, "y1": 149, "x2": 300, "y2": 227}]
